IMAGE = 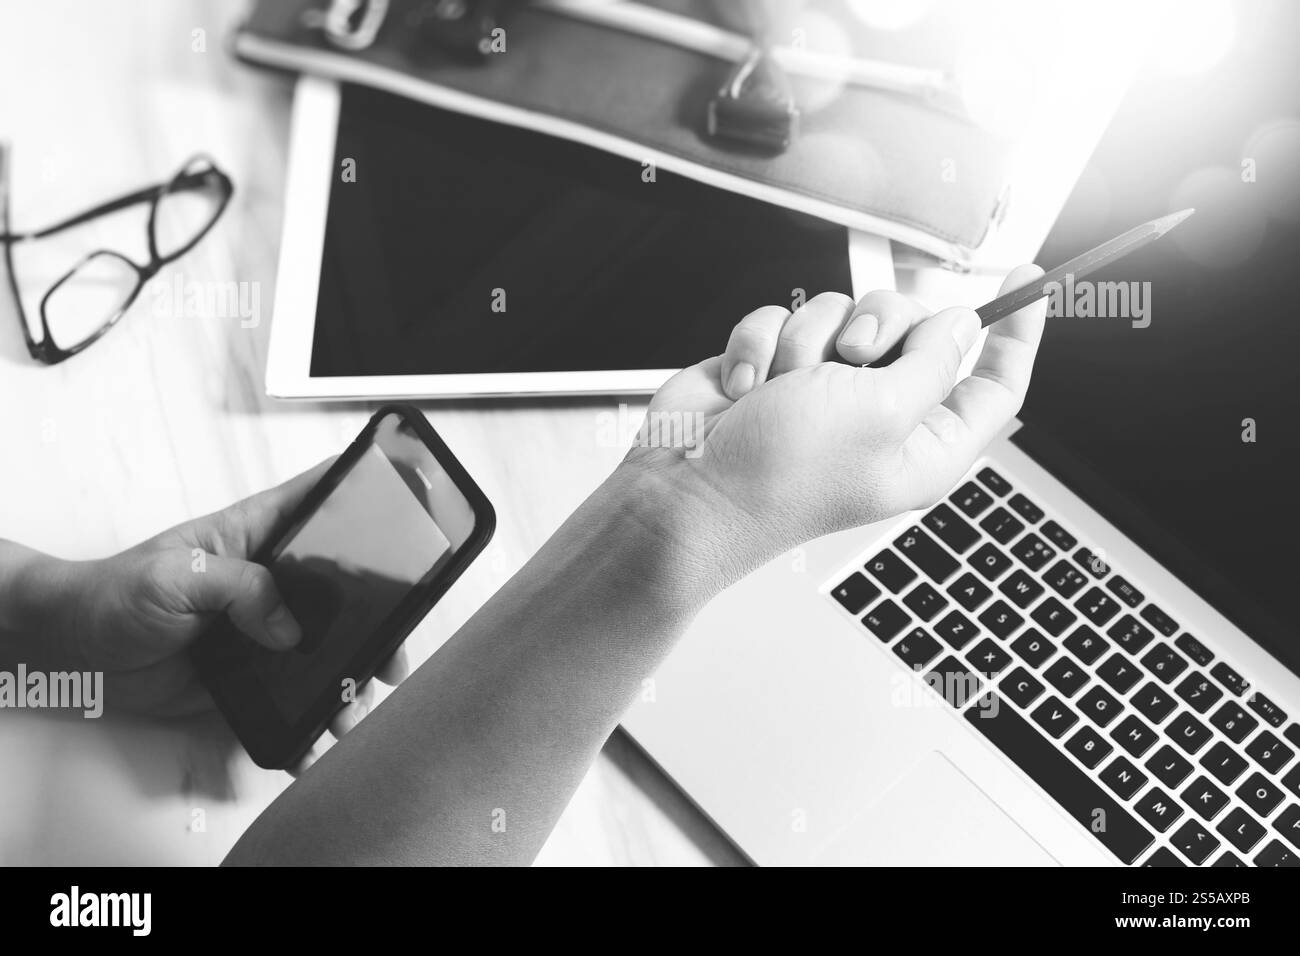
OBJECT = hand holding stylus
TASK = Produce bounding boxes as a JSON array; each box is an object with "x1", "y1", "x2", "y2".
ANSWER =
[{"x1": 623, "y1": 264, "x2": 1048, "y2": 585}]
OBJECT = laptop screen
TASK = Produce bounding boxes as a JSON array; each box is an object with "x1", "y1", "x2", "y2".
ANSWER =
[{"x1": 1012, "y1": 3, "x2": 1300, "y2": 680}]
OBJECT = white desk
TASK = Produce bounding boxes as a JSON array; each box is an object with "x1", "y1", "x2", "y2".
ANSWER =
[{"x1": 0, "y1": 0, "x2": 1135, "y2": 866}]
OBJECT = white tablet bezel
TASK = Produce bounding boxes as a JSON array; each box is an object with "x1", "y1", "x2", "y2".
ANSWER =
[{"x1": 266, "y1": 76, "x2": 881, "y2": 401}]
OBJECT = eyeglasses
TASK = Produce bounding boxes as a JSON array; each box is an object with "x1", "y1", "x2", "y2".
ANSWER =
[{"x1": 0, "y1": 143, "x2": 234, "y2": 365}]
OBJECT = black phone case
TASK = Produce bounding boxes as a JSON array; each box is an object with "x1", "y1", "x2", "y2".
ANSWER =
[{"x1": 192, "y1": 404, "x2": 495, "y2": 769}]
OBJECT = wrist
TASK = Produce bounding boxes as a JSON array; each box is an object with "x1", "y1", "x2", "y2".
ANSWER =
[
  {"x1": 0, "y1": 541, "x2": 90, "y2": 670},
  {"x1": 598, "y1": 459, "x2": 772, "y2": 607}
]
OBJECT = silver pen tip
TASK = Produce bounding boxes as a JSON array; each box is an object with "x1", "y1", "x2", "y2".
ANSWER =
[{"x1": 1154, "y1": 208, "x2": 1196, "y2": 234}]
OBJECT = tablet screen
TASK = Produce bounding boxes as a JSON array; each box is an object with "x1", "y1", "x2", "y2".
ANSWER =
[{"x1": 310, "y1": 84, "x2": 852, "y2": 377}]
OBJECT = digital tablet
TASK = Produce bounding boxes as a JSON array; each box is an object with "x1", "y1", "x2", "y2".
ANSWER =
[{"x1": 266, "y1": 77, "x2": 881, "y2": 400}]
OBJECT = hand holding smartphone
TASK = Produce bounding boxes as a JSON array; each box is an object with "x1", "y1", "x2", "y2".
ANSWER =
[{"x1": 194, "y1": 405, "x2": 494, "y2": 769}]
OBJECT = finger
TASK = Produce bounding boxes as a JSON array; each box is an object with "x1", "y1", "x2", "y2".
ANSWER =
[
  {"x1": 329, "y1": 680, "x2": 375, "y2": 739},
  {"x1": 770, "y1": 292, "x2": 854, "y2": 375},
  {"x1": 941, "y1": 263, "x2": 1048, "y2": 447},
  {"x1": 288, "y1": 740, "x2": 324, "y2": 777},
  {"x1": 874, "y1": 306, "x2": 982, "y2": 423},
  {"x1": 225, "y1": 457, "x2": 338, "y2": 556},
  {"x1": 836, "y1": 290, "x2": 932, "y2": 365},
  {"x1": 375, "y1": 644, "x2": 410, "y2": 686},
  {"x1": 720, "y1": 305, "x2": 790, "y2": 400},
  {"x1": 897, "y1": 264, "x2": 1049, "y2": 506},
  {"x1": 176, "y1": 553, "x2": 301, "y2": 650}
]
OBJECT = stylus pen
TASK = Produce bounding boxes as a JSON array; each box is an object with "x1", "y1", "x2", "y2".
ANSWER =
[{"x1": 868, "y1": 208, "x2": 1195, "y2": 368}]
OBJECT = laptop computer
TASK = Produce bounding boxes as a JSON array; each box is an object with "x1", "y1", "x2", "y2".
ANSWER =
[{"x1": 623, "y1": 28, "x2": 1300, "y2": 866}]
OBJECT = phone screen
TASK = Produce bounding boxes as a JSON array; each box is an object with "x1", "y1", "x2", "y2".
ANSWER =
[{"x1": 248, "y1": 412, "x2": 478, "y2": 724}]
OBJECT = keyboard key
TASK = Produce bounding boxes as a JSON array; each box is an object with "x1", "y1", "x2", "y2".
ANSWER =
[
  {"x1": 1139, "y1": 644, "x2": 1188, "y2": 685},
  {"x1": 999, "y1": 569, "x2": 1044, "y2": 609},
  {"x1": 831, "y1": 572, "x2": 881, "y2": 614},
  {"x1": 1174, "y1": 632, "x2": 1213, "y2": 666},
  {"x1": 1210, "y1": 661, "x2": 1250, "y2": 698},
  {"x1": 1165, "y1": 711, "x2": 1213, "y2": 754},
  {"x1": 1236, "y1": 772, "x2": 1284, "y2": 816},
  {"x1": 1108, "y1": 616, "x2": 1156, "y2": 655},
  {"x1": 1216, "y1": 807, "x2": 1266, "y2": 853},
  {"x1": 933, "y1": 610, "x2": 979, "y2": 650},
  {"x1": 1285, "y1": 723, "x2": 1300, "y2": 750},
  {"x1": 893, "y1": 628, "x2": 943, "y2": 670},
  {"x1": 1118, "y1": 618, "x2": 1163, "y2": 659},
  {"x1": 1040, "y1": 520, "x2": 1076, "y2": 551},
  {"x1": 865, "y1": 549, "x2": 917, "y2": 592},
  {"x1": 1170, "y1": 819, "x2": 1220, "y2": 864},
  {"x1": 1140, "y1": 604, "x2": 1179, "y2": 638},
  {"x1": 1079, "y1": 685, "x2": 1123, "y2": 727},
  {"x1": 999, "y1": 666, "x2": 1046, "y2": 708},
  {"x1": 1008, "y1": 493, "x2": 1044, "y2": 524},
  {"x1": 924, "y1": 656, "x2": 984, "y2": 708},
  {"x1": 1284, "y1": 765, "x2": 1300, "y2": 801},
  {"x1": 1182, "y1": 776, "x2": 1230, "y2": 820},
  {"x1": 1146, "y1": 745, "x2": 1194, "y2": 788},
  {"x1": 1031, "y1": 597, "x2": 1077, "y2": 637},
  {"x1": 894, "y1": 527, "x2": 960, "y2": 584},
  {"x1": 967, "y1": 638, "x2": 1012, "y2": 676},
  {"x1": 1010, "y1": 534, "x2": 1055, "y2": 572},
  {"x1": 969, "y1": 543, "x2": 1013, "y2": 581},
  {"x1": 1212, "y1": 851, "x2": 1247, "y2": 867},
  {"x1": 965, "y1": 697, "x2": 1153, "y2": 862},
  {"x1": 1066, "y1": 726, "x2": 1113, "y2": 769},
  {"x1": 1031, "y1": 696, "x2": 1079, "y2": 738},
  {"x1": 1077, "y1": 587, "x2": 1122, "y2": 627},
  {"x1": 1074, "y1": 547, "x2": 1109, "y2": 578},
  {"x1": 1111, "y1": 715, "x2": 1160, "y2": 757},
  {"x1": 1254, "y1": 839, "x2": 1300, "y2": 867},
  {"x1": 1105, "y1": 576, "x2": 1143, "y2": 608},
  {"x1": 1064, "y1": 625, "x2": 1108, "y2": 665},
  {"x1": 862, "y1": 600, "x2": 911, "y2": 642},
  {"x1": 1044, "y1": 656, "x2": 1089, "y2": 698},
  {"x1": 1210, "y1": 702, "x2": 1258, "y2": 744},
  {"x1": 976, "y1": 466, "x2": 1011, "y2": 496},
  {"x1": 1174, "y1": 673, "x2": 1223, "y2": 714},
  {"x1": 1044, "y1": 560, "x2": 1088, "y2": 599},
  {"x1": 1100, "y1": 756, "x2": 1149, "y2": 800},
  {"x1": 1200, "y1": 741, "x2": 1249, "y2": 785},
  {"x1": 903, "y1": 582, "x2": 949, "y2": 622},
  {"x1": 947, "y1": 572, "x2": 993, "y2": 612},
  {"x1": 979, "y1": 507, "x2": 1024, "y2": 546},
  {"x1": 1131, "y1": 683, "x2": 1178, "y2": 724},
  {"x1": 950, "y1": 482, "x2": 993, "y2": 518},
  {"x1": 1142, "y1": 847, "x2": 1185, "y2": 867},
  {"x1": 923, "y1": 504, "x2": 980, "y2": 554},
  {"x1": 1096, "y1": 654, "x2": 1142, "y2": 695},
  {"x1": 1247, "y1": 692, "x2": 1287, "y2": 729},
  {"x1": 1274, "y1": 804, "x2": 1300, "y2": 850},
  {"x1": 1010, "y1": 630, "x2": 1057, "y2": 669},
  {"x1": 1245, "y1": 731, "x2": 1295, "y2": 775},
  {"x1": 978, "y1": 600, "x2": 1024, "y2": 640},
  {"x1": 1135, "y1": 788, "x2": 1183, "y2": 832}
]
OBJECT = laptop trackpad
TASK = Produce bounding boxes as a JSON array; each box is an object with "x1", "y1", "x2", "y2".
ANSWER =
[{"x1": 814, "y1": 751, "x2": 1058, "y2": 866}]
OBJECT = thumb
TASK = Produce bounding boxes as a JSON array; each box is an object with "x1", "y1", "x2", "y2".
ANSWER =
[
  {"x1": 877, "y1": 306, "x2": 982, "y2": 421},
  {"x1": 178, "y1": 554, "x2": 301, "y2": 651}
]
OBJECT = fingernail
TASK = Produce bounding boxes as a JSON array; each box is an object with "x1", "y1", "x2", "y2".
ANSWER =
[
  {"x1": 726, "y1": 361, "x2": 756, "y2": 398},
  {"x1": 953, "y1": 313, "x2": 981, "y2": 353},
  {"x1": 265, "y1": 604, "x2": 301, "y2": 648},
  {"x1": 837, "y1": 312, "x2": 878, "y2": 350}
]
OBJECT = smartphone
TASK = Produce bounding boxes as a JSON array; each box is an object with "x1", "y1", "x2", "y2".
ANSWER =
[{"x1": 193, "y1": 405, "x2": 495, "y2": 769}]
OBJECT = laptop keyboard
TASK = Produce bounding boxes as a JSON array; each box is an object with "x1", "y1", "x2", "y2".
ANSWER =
[{"x1": 827, "y1": 463, "x2": 1300, "y2": 867}]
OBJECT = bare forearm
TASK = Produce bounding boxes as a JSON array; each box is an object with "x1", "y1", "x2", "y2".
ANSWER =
[{"x1": 225, "y1": 467, "x2": 743, "y2": 865}]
